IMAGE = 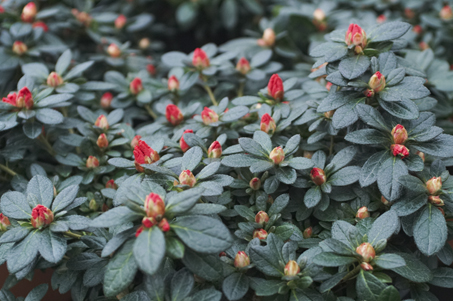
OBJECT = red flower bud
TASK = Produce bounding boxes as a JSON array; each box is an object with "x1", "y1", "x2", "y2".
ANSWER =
[
  {"x1": 0, "y1": 6, "x2": 5, "y2": 14},
  {"x1": 236, "y1": 57, "x2": 251, "y2": 75},
  {"x1": 144, "y1": 193, "x2": 166, "y2": 219},
  {"x1": 192, "y1": 48, "x2": 210, "y2": 69},
  {"x1": 12, "y1": 41, "x2": 28, "y2": 56},
  {"x1": 390, "y1": 144, "x2": 409, "y2": 159},
  {"x1": 166, "y1": 104, "x2": 184, "y2": 126},
  {"x1": 303, "y1": 227, "x2": 313, "y2": 239},
  {"x1": 234, "y1": 251, "x2": 250, "y2": 268},
  {"x1": 269, "y1": 147, "x2": 285, "y2": 165},
  {"x1": 167, "y1": 75, "x2": 180, "y2": 91},
  {"x1": 356, "y1": 206, "x2": 369, "y2": 219},
  {"x1": 249, "y1": 177, "x2": 261, "y2": 190},
  {"x1": 135, "y1": 226, "x2": 144, "y2": 237},
  {"x1": 253, "y1": 228, "x2": 268, "y2": 240},
  {"x1": 134, "y1": 140, "x2": 160, "y2": 172},
  {"x1": 107, "y1": 43, "x2": 121, "y2": 58},
  {"x1": 47, "y1": 72, "x2": 64, "y2": 87},
  {"x1": 284, "y1": 260, "x2": 300, "y2": 276},
  {"x1": 97, "y1": 133, "x2": 109, "y2": 149},
  {"x1": 381, "y1": 196, "x2": 389, "y2": 205},
  {"x1": 129, "y1": 78, "x2": 143, "y2": 95},
  {"x1": 267, "y1": 74, "x2": 284, "y2": 101},
  {"x1": 0, "y1": 214, "x2": 11, "y2": 231},
  {"x1": 257, "y1": 28, "x2": 276, "y2": 47},
  {"x1": 3, "y1": 87, "x2": 34, "y2": 109},
  {"x1": 413, "y1": 25, "x2": 422, "y2": 35},
  {"x1": 325, "y1": 82, "x2": 333, "y2": 91},
  {"x1": 105, "y1": 179, "x2": 117, "y2": 189},
  {"x1": 369, "y1": 71, "x2": 386, "y2": 93},
  {"x1": 86, "y1": 156, "x2": 99, "y2": 168},
  {"x1": 405, "y1": 8, "x2": 415, "y2": 19},
  {"x1": 260, "y1": 113, "x2": 277, "y2": 134},
  {"x1": 377, "y1": 14, "x2": 386, "y2": 23},
  {"x1": 419, "y1": 41, "x2": 429, "y2": 50},
  {"x1": 179, "y1": 170, "x2": 197, "y2": 187},
  {"x1": 428, "y1": 195, "x2": 444, "y2": 206},
  {"x1": 158, "y1": 218, "x2": 170, "y2": 232},
  {"x1": 391, "y1": 124, "x2": 408, "y2": 144},
  {"x1": 131, "y1": 135, "x2": 141, "y2": 148},
  {"x1": 142, "y1": 216, "x2": 156, "y2": 228},
  {"x1": 31, "y1": 205, "x2": 54, "y2": 228},
  {"x1": 100, "y1": 92, "x2": 113, "y2": 109},
  {"x1": 72, "y1": 10, "x2": 92, "y2": 26},
  {"x1": 201, "y1": 107, "x2": 219, "y2": 125},
  {"x1": 32, "y1": 21, "x2": 48, "y2": 32},
  {"x1": 115, "y1": 14, "x2": 127, "y2": 29},
  {"x1": 255, "y1": 211, "x2": 269, "y2": 225},
  {"x1": 208, "y1": 141, "x2": 222, "y2": 158},
  {"x1": 95, "y1": 114, "x2": 109, "y2": 130},
  {"x1": 426, "y1": 177, "x2": 442, "y2": 195},
  {"x1": 21, "y1": 2, "x2": 37, "y2": 23},
  {"x1": 356, "y1": 242, "x2": 376, "y2": 262},
  {"x1": 180, "y1": 129, "x2": 193, "y2": 152},
  {"x1": 139, "y1": 38, "x2": 150, "y2": 50},
  {"x1": 310, "y1": 168, "x2": 326, "y2": 186},
  {"x1": 416, "y1": 151, "x2": 425, "y2": 162},
  {"x1": 146, "y1": 64, "x2": 156, "y2": 75},
  {"x1": 440, "y1": 5, "x2": 453, "y2": 21},
  {"x1": 345, "y1": 24, "x2": 367, "y2": 53},
  {"x1": 360, "y1": 262, "x2": 374, "y2": 271}
]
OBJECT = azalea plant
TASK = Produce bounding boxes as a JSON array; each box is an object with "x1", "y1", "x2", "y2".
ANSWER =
[{"x1": 1, "y1": 1, "x2": 453, "y2": 301}]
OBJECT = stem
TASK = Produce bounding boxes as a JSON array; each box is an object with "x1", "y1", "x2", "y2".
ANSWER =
[
  {"x1": 63, "y1": 231, "x2": 82, "y2": 239},
  {"x1": 0, "y1": 164, "x2": 17, "y2": 177},
  {"x1": 144, "y1": 104, "x2": 158, "y2": 120},
  {"x1": 38, "y1": 135, "x2": 57, "y2": 156},
  {"x1": 329, "y1": 136, "x2": 334, "y2": 156},
  {"x1": 203, "y1": 84, "x2": 218, "y2": 106},
  {"x1": 342, "y1": 264, "x2": 361, "y2": 282},
  {"x1": 238, "y1": 81, "x2": 245, "y2": 97}
]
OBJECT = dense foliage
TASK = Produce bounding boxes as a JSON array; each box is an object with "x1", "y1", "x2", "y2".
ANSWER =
[{"x1": 1, "y1": 0, "x2": 453, "y2": 300}]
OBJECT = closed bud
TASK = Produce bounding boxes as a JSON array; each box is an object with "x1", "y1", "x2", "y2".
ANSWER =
[
  {"x1": 100, "y1": 92, "x2": 113, "y2": 108},
  {"x1": 284, "y1": 260, "x2": 301, "y2": 276},
  {"x1": 86, "y1": 156, "x2": 100, "y2": 168},
  {"x1": 440, "y1": 5, "x2": 453, "y2": 21},
  {"x1": 253, "y1": 228, "x2": 268, "y2": 240},
  {"x1": 310, "y1": 168, "x2": 326, "y2": 186},
  {"x1": 95, "y1": 114, "x2": 109, "y2": 130},
  {"x1": 142, "y1": 216, "x2": 156, "y2": 228},
  {"x1": 381, "y1": 195, "x2": 389, "y2": 205},
  {"x1": 255, "y1": 211, "x2": 269, "y2": 225},
  {"x1": 129, "y1": 77, "x2": 143, "y2": 95},
  {"x1": 32, "y1": 21, "x2": 48, "y2": 32},
  {"x1": 391, "y1": 124, "x2": 408, "y2": 144},
  {"x1": 413, "y1": 25, "x2": 422, "y2": 35},
  {"x1": 390, "y1": 144, "x2": 409, "y2": 159},
  {"x1": 166, "y1": 104, "x2": 184, "y2": 126},
  {"x1": 416, "y1": 151, "x2": 425, "y2": 162},
  {"x1": 139, "y1": 38, "x2": 150, "y2": 49},
  {"x1": 324, "y1": 110, "x2": 335, "y2": 119},
  {"x1": 21, "y1": 2, "x2": 37, "y2": 23},
  {"x1": 89, "y1": 199, "x2": 99, "y2": 211},
  {"x1": 405, "y1": 8, "x2": 415, "y2": 19},
  {"x1": 234, "y1": 251, "x2": 250, "y2": 268},
  {"x1": 3, "y1": 87, "x2": 33, "y2": 109},
  {"x1": 73, "y1": 10, "x2": 92, "y2": 26},
  {"x1": 167, "y1": 75, "x2": 180, "y2": 91},
  {"x1": 201, "y1": 107, "x2": 219, "y2": 125},
  {"x1": 269, "y1": 147, "x2": 285, "y2": 165},
  {"x1": 31, "y1": 205, "x2": 54, "y2": 228},
  {"x1": 426, "y1": 177, "x2": 442, "y2": 195},
  {"x1": 208, "y1": 141, "x2": 222, "y2": 158},
  {"x1": 260, "y1": 113, "x2": 276, "y2": 134},
  {"x1": 360, "y1": 262, "x2": 374, "y2": 271},
  {"x1": 419, "y1": 41, "x2": 429, "y2": 50},
  {"x1": 135, "y1": 226, "x2": 144, "y2": 237},
  {"x1": 158, "y1": 218, "x2": 170, "y2": 232},
  {"x1": 105, "y1": 179, "x2": 117, "y2": 189},
  {"x1": 249, "y1": 177, "x2": 261, "y2": 190},
  {"x1": 0, "y1": 214, "x2": 11, "y2": 231},
  {"x1": 144, "y1": 193, "x2": 165, "y2": 219},
  {"x1": 356, "y1": 206, "x2": 369, "y2": 219},
  {"x1": 192, "y1": 48, "x2": 210, "y2": 69},
  {"x1": 134, "y1": 140, "x2": 160, "y2": 172},
  {"x1": 146, "y1": 64, "x2": 156, "y2": 75},
  {"x1": 47, "y1": 72, "x2": 64, "y2": 87},
  {"x1": 303, "y1": 227, "x2": 313, "y2": 239},
  {"x1": 115, "y1": 14, "x2": 127, "y2": 29},
  {"x1": 325, "y1": 82, "x2": 333, "y2": 91},
  {"x1": 345, "y1": 24, "x2": 367, "y2": 53},
  {"x1": 97, "y1": 133, "x2": 109, "y2": 149},
  {"x1": 267, "y1": 74, "x2": 284, "y2": 101},
  {"x1": 428, "y1": 195, "x2": 444, "y2": 206},
  {"x1": 369, "y1": 71, "x2": 386, "y2": 93},
  {"x1": 356, "y1": 242, "x2": 375, "y2": 262},
  {"x1": 179, "y1": 170, "x2": 197, "y2": 187},
  {"x1": 12, "y1": 41, "x2": 28, "y2": 56},
  {"x1": 131, "y1": 135, "x2": 141, "y2": 148},
  {"x1": 364, "y1": 89, "x2": 374, "y2": 98},
  {"x1": 180, "y1": 129, "x2": 193, "y2": 152},
  {"x1": 107, "y1": 43, "x2": 121, "y2": 58},
  {"x1": 377, "y1": 14, "x2": 386, "y2": 23},
  {"x1": 257, "y1": 28, "x2": 276, "y2": 47},
  {"x1": 313, "y1": 8, "x2": 325, "y2": 22},
  {"x1": 236, "y1": 57, "x2": 251, "y2": 75}
]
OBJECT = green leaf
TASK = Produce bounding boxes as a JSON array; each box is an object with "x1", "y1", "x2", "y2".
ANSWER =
[
  {"x1": 331, "y1": 220, "x2": 360, "y2": 248},
  {"x1": 0, "y1": 227, "x2": 30, "y2": 243},
  {"x1": 355, "y1": 104, "x2": 389, "y2": 131},
  {"x1": 288, "y1": 157, "x2": 313, "y2": 170},
  {"x1": 339, "y1": 55, "x2": 370, "y2": 79},
  {"x1": 377, "y1": 156, "x2": 408, "y2": 201},
  {"x1": 391, "y1": 192, "x2": 427, "y2": 217},
  {"x1": 55, "y1": 49, "x2": 72, "y2": 75},
  {"x1": 36, "y1": 108, "x2": 64, "y2": 124},
  {"x1": 329, "y1": 166, "x2": 360, "y2": 186},
  {"x1": 196, "y1": 162, "x2": 220, "y2": 180},
  {"x1": 393, "y1": 252, "x2": 432, "y2": 282},
  {"x1": 6, "y1": 230, "x2": 39, "y2": 273},
  {"x1": 108, "y1": 158, "x2": 134, "y2": 168},
  {"x1": 165, "y1": 187, "x2": 204, "y2": 214},
  {"x1": 36, "y1": 94, "x2": 73, "y2": 108},
  {"x1": 320, "y1": 272, "x2": 348, "y2": 293},
  {"x1": 304, "y1": 186, "x2": 322, "y2": 208},
  {"x1": 1, "y1": 191, "x2": 31, "y2": 219},
  {"x1": 312, "y1": 252, "x2": 357, "y2": 267},
  {"x1": 251, "y1": 50, "x2": 272, "y2": 68},
  {"x1": 276, "y1": 167, "x2": 297, "y2": 184},
  {"x1": 24, "y1": 283, "x2": 48, "y2": 301},
  {"x1": 412, "y1": 134, "x2": 453, "y2": 158},
  {"x1": 232, "y1": 96, "x2": 260, "y2": 106},
  {"x1": 249, "y1": 243, "x2": 284, "y2": 277},
  {"x1": 378, "y1": 286, "x2": 401, "y2": 301},
  {"x1": 374, "y1": 253, "x2": 405, "y2": 269},
  {"x1": 63, "y1": 61, "x2": 94, "y2": 80},
  {"x1": 385, "y1": 68, "x2": 405, "y2": 86},
  {"x1": 171, "y1": 268, "x2": 194, "y2": 301},
  {"x1": 397, "y1": 175, "x2": 427, "y2": 193},
  {"x1": 284, "y1": 134, "x2": 301, "y2": 156},
  {"x1": 239, "y1": 137, "x2": 268, "y2": 157},
  {"x1": 91, "y1": 207, "x2": 140, "y2": 228},
  {"x1": 360, "y1": 151, "x2": 388, "y2": 187},
  {"x1": 377, "y1": 98, "x2": 419, "y2": 120},
  {"x1": 319, "y1": 238, "x2": 354, "y2": 255},
  {"x1": 356, "y1": 270, "x2": 386, "y2": 301},
  {"x1": 368, "y1": 210, "x2": 399, "y2": 246},
  {"x1": 222, "y1": 154, "x2": 262, "y2": 167},
  {"x1": 37, "y1": 228, "x2": 67, "y2": 263},
  {"x1": 27, "y1": 175, "x2": 54, "y2": 208},
  {"x1": 345, "y1": 129, "x2": 389, "y2": 145},
  {"x1": 134, "y1": 227, "x2": 166, "y2": 276},
  {"x1": 223, "y1": 272, "x2": 249, "y2": 301},
  {"x1": 222, "y1": 106, "x2": 249, "y2": 122},
  {"x1": 51, "y1": 185, "x2": 78, "y2": 213},
  {"x1": 249, "y1": 277, "x2": 285, "y2": 296},
  {"x1": 429, "y1": 267, "x2": 453, "y2": 288},
  {"x1": 368, "y1": 21, "x2": 411, "y2": 42},
  {"x1": 121, "y1": 291, "x2": 150, "y2": 301},
  {"x1": 413, "y1": 204, "x2": 448, "y2": 256},
  {"x1": 268, "y1": 194, "x2": 289, "y2": 216},
  {"x1": 22, "y1": 63, "x2": 49, "y2": 79},
  {"x1": 182, "y1": 248, "x2": 223, "y2": 281},
  {"x1": 181, "y1": 146, "x2": 203, "y2": 171}
]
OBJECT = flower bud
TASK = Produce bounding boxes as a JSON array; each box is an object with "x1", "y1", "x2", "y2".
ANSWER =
[
  {"x1": 428, "y1": 195, "x2": 444, "y2": 206},
  {"x1": 100, "y1": 92, "x2": 113, "y2": 109},
  {"x1": 130, "y1": 77, "x2": 143, "y2": 95},
  {"x1": 167, "y1": 75, "x2": 179, "y2": 91},
  {"x1": 356, "y1": 242, "x2": 376, "y2": 262},
  {"x1": 253, "y1": 228, "x2": 268, "y2": 240},
  {"x1": 134, "y1": 140, "x2": 160, "y2": 172},
  {"x1": 303, "y1": 151, "x2": 314, "y2": 159},
  {"x1": 31, "y1": 205, "x2": 54, "y2": 228},
  {"x1": 105, "y1": 179, "x2": 117, "y2": 189},
  {"x1": 345, "y1": 24, "x2": 367, "y2": 53},
  {"x1": 257, "y1": 28, "x2": 276, "y2": 47},
  {"x1": 208, "y1": 141, "x2": 222, "y2": 158},
  {"x1": 426, "y1": 177, "x2": 442, "y2": 195},
  {"x1": 158, "y1": 218, "x2": 170, "y2": 232},
  {"x1": 86, "y1": 156, "x2": 100, "y2": 168},
  {"x1": 179, "y1": 170, "x2": 197, "y2": 187},
  {"x1": 325, "y1": 82, "x2": 333, "y2": 91},
  {"x1": 356, "y1": 206, "x2": 369, "y2": 219},
  {"x1": 381, "y1": 196, "x2": 389, "y2": 205},
  {"x1": 255, "y1": 211, "x2": 269, "y2": 225},
  {"x1": 107, "y1": 43, "x2": 121, "y2": 58},
  {"x1": 249, "y1": 177, "x2": 261, "y2": 190},
  {"x1": 135, "y1": 226, "x2": 144, "y2": 237},
  {"x1": 413, "y1": 25, "x2": 422, "y2": 35},
  {"x1": 46, "y1": 72, "x2": 64, "y2": 87},
  {"x1": 234, "y1": 251, "x2": 250, "y2": 268},
  {"x1": 115, "y1": 14, "x2": 127, "y2": 29},
  {"x1": 21, "y1": 2, "x2": 37, "y2": 23},
  {"x1": 95, "y1": 114, "x2": 109, "y2": 130},
  {"x1": 0, "y1": 214, "x2": 11, "y2": 231},
  {"x1": 142, "y1": 216, "x2": 156, "y2": 228},
  {"x1": 97, "y1": 133, "x2": 109, "y2": 149},
  {"x1": 390, "y1": 144, "x2": 409, "y2": 159},
  {"x1": 260, "y1": 113, "x2": 277, "y2": 134},
  {"x1": 12, "y1": 41, "x2": 28, "y2": 56},
  {"x1": 146, "y1": 64, "x2": 156, "y2": 75},
  {"x1": 32, "y1": 21, "x2": 48, "y2": 32},
  {"x1": 236, "y1": 57, "x2": 251, "y2": 75},
  {"x1": 267, "y1": 74, "x2": 284, "y2": 101},
  {"x1": 192, "y1": 48, "x2": 210, "y2": 69},
  {"x1": 440, "y1": 5, "x2": 453, "y2": 21},
  {"x1": 269, "y1": 147, "x2": 285, "y2": 165},
  {"x1": 416, "y1": 151, "x2": 425, "y2": 162},
  {"x1": 73, "y1": 10, "x2": 92, "y2": 26},
  {"x1": 391, "y1": 124, "x2": 408, "y2": 144},
  {"x1": 377, "y1": 14, "x2": 386, "y2": 23},
  {"x1": 313, "y1": 8, "x2": 325, "y2": 22},
  {"x1": 144, "y1": 193, "x2": 165, "y2": 219},
  {"x1": 324, "y1": 110, "x2": 335, "y2": 119},
  {"x1": 405, "y1": 8, "x2": 415, "y2": 19},
  {"x1": 131, "y1": 135, "x2": 141, "y2": 148},
  {"x1": 364, "y1": 89, "x2": 374, "y2": 98},
  {"x1": 139, "y1": 38, "x2": 150, "y2": 49},
  {"x1": 284, "y1": 260, "x2": 301, "y2": 276},
  {"x1": 360, "y1": 262, "x2": 374, "y2": 271},
  {"x1": 369, "y1": 71, "x2": 386, "y2": 93},
  {"x1": 201, "y1": 107, "x2": 219, "y2": 125},
  {"x1": 16, "y1": 87, "x2": 33, "y2": 109},
  {"x1": 419, "y1": 41, "x2": 429, "y2": 50},
  {"x1": 89, "y1": 199, "x2": 99, "y2": 211},
  {"x1": 310, "y1": 168, "x2": 326, "y2": 186},
  {"x1": 303, "y1": 227, "x2": 313, "y2": 239},
  {"x1": 180, "y1": 129, "x2": 193, "y2": 152},
  {"x1": 438, "y1": 207, "x2": 445, "y2": 216},
  {"x1": 166, "y1": 104, "x2": 184, "y2": 126}
]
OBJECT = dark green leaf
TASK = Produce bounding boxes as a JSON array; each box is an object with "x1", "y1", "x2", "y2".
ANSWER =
[{"x1": 413, "y1": 204, "x2": 448, "y2": 256}]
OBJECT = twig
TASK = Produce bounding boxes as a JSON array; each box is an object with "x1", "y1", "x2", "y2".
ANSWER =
[
  {"x1": 144, "y1": 104, "x2": 158, "y2": 120},
  {"x1": 0, "y1": 164, "x2": 17, "y2": 177}
]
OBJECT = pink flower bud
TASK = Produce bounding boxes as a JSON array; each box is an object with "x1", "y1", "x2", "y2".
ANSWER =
[
  {"x1": 167, "y1": 75, "x2": 180, "y2": 91},
  {"x1": 364, "y1": 89, "x2": 374, "y2": 98},
  {"x1": 147, "y1": 64, "x2": 156, "y2": 75},
  {"x1": 284, "y1": 260, "x2": 300, "y2": 276},
  {"x1": 139, "y1": 38, "x2": 150, "y2": 49},
  {"x1": 100, "y1": 92, "x2": 113, "y2": 109},
  {"x1": 426, "y1": 177, "x2": 442, "y2": 195},
  {"x1": 208, "y1": 141, "x2": 222, "y2": 158},
  {"x1": 255, "y1": 211, "x2": 269, "y2": 225},
  {"x1": 31, "y1": 205, "x2": 54, "y2": 228},
  {"x1": 377, "y1": 14, "x2": 386, "y2": 23},
  {"x1": 180, "y1": 129, "x2": 193, "y2": 152},
  {"x1": 46, "y1": 72, "x2": 64, "y2": 87},
  {"x1": 115, "y1": 14, "x2": 127, "y2": 29},
  {"x1": 381, "y1": 196, "x2": 389, "y2": 205},
  {"x1": 416, "y1": 151, "x2": 425, "y2": 162},
  {"x1": 179, "y1": 170, "x2": 197, "y2": 187},
  {"x1": 192, "y1": 48, "x2": 210, "y2": 69},
  {"x1": 134, "y1": 140, "x2": 160, "y2": 172},
  {"x1": 236, "y1": 57, "x2": 251, "y2": 75},
  {"x1": 166, "y1": 104, "x2": 184, "y2": 126},
  {"x1": 158, "y1": 218, "x2": 170, "y2": 232},
  {"x1": 360, "y1": 262, "x2": 374, "y2": 271},
  {"x1": 356, "y1": 242, "x2": 376, "y2": 262},
  {"x1": 234, "y1": 251, "x2": 250, "y2": 268},
  {"x1": 142, "y1": 216, "x2": 156, "y2": 228},
  {"x1": 95, "y1": 114, "x2": 109, "y2": 130},
  {"x1": 97, "y1": 133, "x2": 109, "y2": 149},
  {"x1": 310, "y1": 168, "x2": 326, "y2": 186},
  {"x1": 253, "y1": 229, "x2": 268, "y2": 240},
  {"x1": 345, "y1": 24, "x2": 367, "y2": 53},
  {"x1": 201, "y1": 107, "x2": 219, "y2": 125},
  {"x1": 86, "y1": 156, "x2": 100, "y2": 168},
  {"x1": 0, "y1": 213, "x2": 11, "y2": 231},
  {"x1": 440, "y1": 5, "x2": 453, "y2": 21},
  {"x1": 390, "y1": 144, "x2": 409, "y2": 159},
  {"x1": 129, "y1": 78, "x2": 143, "y2": 95},
  {"x1": 356, "y1": 206, "x2": 369, "y2": 219},
  {"x1": 267, "y1": 74, "x2": 284, "y2": 101},
  {"x1": 303, "y1": 227, "x2": 313, "y2": 239},
  {"x1": 107, "y1": 43, "x2": 121, "y2": 58},
  {"x1": 419, "y1": 41, "x2": 429, "y2": 50},
  {"x1": 12, "y1": 41, "x2": 28, "y2": 56},
  {"x1": 391, "y1": 124, "x2": 408, "y2": 144},
  {"x1": 2, "y1": 88, "x2": 34, "y2": 110},
  {"x1": 260, "y1": 113, "x2": 277, "y2": 134},
  {"x1": 269, "y1": 147, "x2": 285, "y2": 165},
  {"x1": 21, "y1": 2, "x2": 37, "y2": 23},
  {"x1": 105, "y1": 179, "x2": 117, "y2": 189},
  {"x1": 144, "y1": 193, "x2": 166, "y2": 219},
  {"x1": 32, "y1": 21, "x2": 48, "y2": 32},
  {"x1": 257, "y1": 28, "x2": 276, "y2": 47},
  {"x1": 369, "y1": 71, "x2": 386, "y2": 93},
  {"x1": 249, "y1": 177, "x2": 261, "y2": 190},
  {"x1": 428, "y1": 195, "x2": 444, "y2": 206},
  {"x1": 413, "y1": 25, "x2": 422, "y2": 35},
  {"x1": 131, "y1": 135, "x2": 141, "y2": 148}
]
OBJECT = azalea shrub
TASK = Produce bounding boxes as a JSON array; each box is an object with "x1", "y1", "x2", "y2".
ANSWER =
[{"x1": 1, "y1": 0, "x2": 453, "y2": 301}]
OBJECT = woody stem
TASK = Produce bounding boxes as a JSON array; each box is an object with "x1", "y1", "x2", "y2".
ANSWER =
[
  {"x1": 342, "y1": 264, "x2": 361, "y2": 282},
  {"x1": 144, "y1": 104, "x2": 158, "y2": 120},
  {"x1": 38, "y1": 135, "x2": 57, "y2": 156},
  {"x1": 238, "y1": 81, "x2": 245, "y2": 97},
  {"x1": 63, "y1": 231, "x2": 82, "y2": 239},
  {"x1": 203, "y1": 84, "x2": 218, "y2": 106},
  {"x1": 0, "y1": 164, "x2": 17, "y2": 177}
]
